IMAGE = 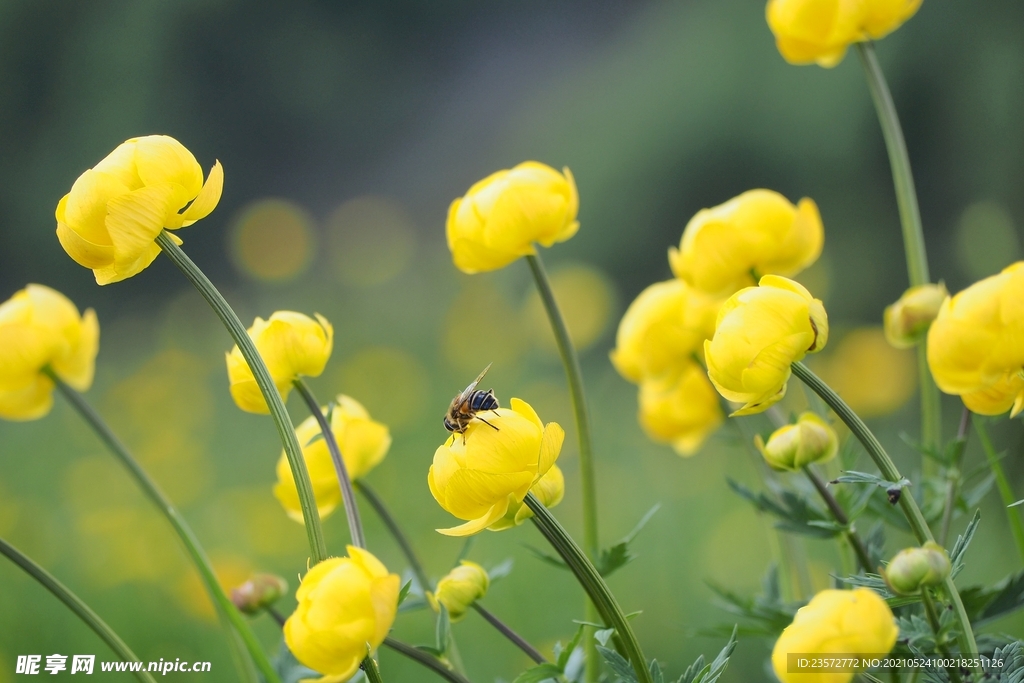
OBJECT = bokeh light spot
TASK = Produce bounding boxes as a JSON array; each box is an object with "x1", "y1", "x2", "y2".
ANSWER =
[
  {"x1": 328, "y1": 196, "x2": 416, "y2": 287},
  {"x1": 522, "y1": 263, "x2": 617, "y2": 353},
  {"x1": 229, "y1": 198, "x2": 315, "y2": 282},
  {"x1": 956, "y1": 201, "x2": 1021, "y2": 281},
  {"x1": 335, "y1": 347, "x2": 430, "y2": 429},
  {"x1": 443, "y1": 282, "x2": 526, "y2": 374},
  {"x1": 815, "y1": 327, "x2": 916, "y2": 417},
  {"x1": 174, "y1": 553, "x2": 254, "y2": 621}
]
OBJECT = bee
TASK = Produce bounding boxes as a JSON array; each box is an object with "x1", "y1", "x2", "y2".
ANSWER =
[{"x1": 444, "y1": 363, "x2": 500, "y2": 440}]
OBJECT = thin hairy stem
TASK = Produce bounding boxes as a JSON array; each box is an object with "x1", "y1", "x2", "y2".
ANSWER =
[
  {"x1": 362, "y1": 655, "x2": 385, "y2": 683},
  {"x1": 975, "y1": 420, "x2": 1024, "y2": 563},
  {"x1": 939, "y1": 409, "x2": 971, "y2": 546},
  {"x1": 383, "y1": 638, "x2": 473, "y2": 683},
  {"x1": 804, "y1": 465, "x2": 874, "y2": 573},
  {"x1": 473, "y1": 603, "x2": 546, "y2": 664}
]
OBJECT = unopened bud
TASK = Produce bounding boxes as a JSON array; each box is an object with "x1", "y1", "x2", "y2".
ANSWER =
[
  {"x1": 427, "y1": 561, "x2": 489, "y2": 622},
  {"x1": 755, "y1": 412, "x2": 838, "y2": 471},
  {"x1": 884, "y1": 542, "x2": 951, "y2": 595},
  {"x1": 231, "y1": 573, "x2": 288, "y2": 615},
  {"x1": 884, "y1": 283, "x2": 948, "y2": 349}
]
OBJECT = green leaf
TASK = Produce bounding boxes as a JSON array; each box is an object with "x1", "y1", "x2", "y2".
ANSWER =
[
  {"x1": 488, "y1": 558, "x2": 514, "y2": 581},
  {"x1": 414, "y1": 645, "x2": 445, "y2": 658},
  {"x1": 864, "y1": 522, "x2": 886, "y2": 570},
  {"x1": 705, "y1": 579, "x2": 795, "y2": 638},
  {"x1": 677, "y1": 655, "x2": 707, "y2": 683},
  {"x1": 435, "y1": 603, "x2": 451, "y2": 655},
  {"x1": 524, "y1": 544, "x2": 569, "y2": 570},
  {"x1": 555, "y1": 625, "x2": 586, "y2": 670},
  {"x1": 831, "y1": 471, "x2": 912, "y2": 504},
  {"x1": 727, "y1": 479, "x2": 836, "y2": 539},
  {"x1": 594, "y1": 627, "x2": 615, "y2": 646},
  {"x1": 960, "y1": 569, "x2": 1024, "y2": 626},
  {"x1": 597, "y1": 646, "x2": 638, "y2": 683},
  {"x1": 649, "y1": 660, "x2": 665, "y2": 683},
  {"x1": 1010, "y1": 499, "x2": 1024, "y2": 509},
  {"x1": 512, "y1": 663, "x2": 563, "y2": 683},
  {"x1": 397, "y1": 580, "x2": 413, "y2": 607},
  {"x1": 949, "y1": 510, "x2": 981, "y2": 578},
  {"x1": 595, "y1": 504, "x2": 660, "y2": 577},
  {"x1": 696, "y1": 626, "x2": 737, "y2": 683},
  {"x1": 305, "y1": 432, "x2": 324, "y2": 447}
]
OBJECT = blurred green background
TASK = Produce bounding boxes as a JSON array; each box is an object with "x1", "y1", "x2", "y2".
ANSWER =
[{"x1": 1, "y1": 1, "x2": 1023, "y2": 680}]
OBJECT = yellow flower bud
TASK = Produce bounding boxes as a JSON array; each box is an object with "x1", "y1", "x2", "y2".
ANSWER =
[
  {"x1": 225, "y1": 311, "x2": 333, "y2": 414},
  {"x1": 705, "y1": 275, "x2": 828, "y2": 416},
  {"x1": 55, "y1": 135, "x2": 223, "y2": 285},
  {"x1": 274, "y1": 395, "x2": 391, "y2": 522},
  {"x1": 883, "y1": 283, "x2": 948, "y2": 349},
  {"x1": 755, "y1": 412, "x2": 838, "y2": 471},
  {"x1": 427, "y1": 561, "x2": 490, "y2": 622},
  {"x1": 638, "y1": 363, "x2": 723, "y2": 456},
  {"x1": 884, "y1": 542, "x2": 951, "y2": 595},
  {"x1": 492, "y1": 464, "x2": 566, "y2": 530},
  {"x1": 0, "y1": 285, "x2": 99, "y2": 421},
  {"x1": 927, "y1": 262, "x2": 1024, "y2": 417},
  {"x1": 772, "y1": 588, "x2": 898, "y2": 683},
  {"x1": 668, "y1": 189, "x2": 823, "y2": 296},
  {"x1": 766, "y1": 0, "x2": 922, "y2": 69},
  {"x1": 446, "y1": 162, "x2": 579, "y2": 274},
  {"x1": 610, "y1": 279, "x2": 723, "y2": 384},
  {"x1": 428, "y1": 398, "x2": 564, "y2": 536},
  {"x1": 230, "y1": 573, "x2": 288, "y2": 615},
  {"x1": 284, "y1": 547, "x2": 400, "y2": 680}
]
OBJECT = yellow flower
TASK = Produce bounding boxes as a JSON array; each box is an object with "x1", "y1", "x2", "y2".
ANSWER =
[
  {"x1": 610, "y1": 279, "x2": 723, "y2": 383},
  {"x1": 772, "y1": 588, "x2": 898, "y2": 683},
  {"x1": 447, "y1": 162, "x2": 579, "y2": 274},
  {"x1": 492, "y1": 464, "x2": 566, "y2": 530},
  {"x1": 225, "y1": 311, "x2": 333, "y2": 414},
  {"x1": 427, "y1": 561, "x2": 489, "y2": 622},
  {"x1": 0, "y1": 285, "x2": 99, "y2": 421},
  {"x1": 766, "y1": 0, "x2": 922, "y2": 68},
  {"x1": 284, "y1": 546, "x2": 399, "y2": 681},
  {"x1": 638, "y1": 363, "x2": 723, "y2": 456},
  {"x1": 927, "y1": 262, "x2": 1024, "y2": 417},
  {"x1": 884, "y1": 542, "x2": 950, "y2": 595},
  {"x1": 755, "y1": 412, "x2": 838, "y2": 471},
  {"x1": 55, "y1": 135, "x2": 223, "y2": 285},
  {"x1": 669, "y1": 189, "x2": 824, "y2": 296},
  {"x1": 274, "y1": 395, "x2": 391, "y2": 523},
  {"x1": 883, "y1": 283, "x2": 947, "y2": 349},
  {"x1": 428, "y1": 398, "x2": 564, "y2": 536},
  {"x1": 705, "y1": 275, "x2": 828, "y2": 416}
]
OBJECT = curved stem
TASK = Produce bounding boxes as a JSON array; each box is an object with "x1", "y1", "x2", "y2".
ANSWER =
[
  {"x1": 472, "y1": 603, "x2": 546, "y2": 664},
  {"x1": 383, "y1": 637, "x2": 473, "y2": 683},
  {"x1": 975, "y1": 420, "x2": 1024, "y2": 563},
  {"x1": 791, "y1": 362, "x2": 978, "y2": 660},
  {"x1": 46, "y1": 371, "x2": 278, "y2": 683},
  {"x1": 525, "y1": 494, "x2": 652, "y2": 683},
  {"x1": 525, "y1": 252, "x2": 601, "y2": 682},
  {"x1": 363, "y1": 655, "x2": 385, "y2": 683},
  {"x1": 0, "y1": 536, "x2": 156, "y2": 683},
  {"x1": 156, "y1": 232, "x2": 327, "y2": 563},
  {"x1": 804, "y1": 466, "x2": 874, "y2": 573},
  {"x1": 292, "y1": 379, "x2": 365, "y2": 549},
  {"x1": 356, "y1": 481, "x2": 430, "y2": 591},
  {"x1": 920, "y1": 590, "x2": 963, "y2": 683},
  {"x1": 939, "y1": 409, "x2": 971, "y2": 546}
]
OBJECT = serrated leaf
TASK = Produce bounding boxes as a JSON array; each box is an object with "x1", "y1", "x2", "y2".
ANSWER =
[
  {"x1": 595, "y1": 505, "x2": 660, "y2": 577},
  {"x1": 512, "y1": 663, "x2": 563, "y2": 683},
  {"x1": 693, "y1": 626, "x2": 737, "y2": 683},
  {"x1": 949, "y1": 510, "x2": 981, "y2": 577},
  {"x1": 649, "y1": 659, "x2": 665, "y2": 683},
  {"x1": 488, "y1": 558, "x2": 514, "y2": 581},
  {"x1": 435, "y1": 603, "x2": 451, "y2": 655},
  {"x1": 524, "y1": 544, "x2": 569, "y2": 570},
  {"x1": 597, "y1": 646, "x2": 637, "y2": 683},
  {"x1": 677, "y1": 655, "x2": 706, "y2": 683},
  {"x1": 831, "y1": 471, "x2": 912, "y2": 492},
  {"x1": 556, "y1": 625, "x2": 586, "y2": 669},
  {"x1": 397, "y1": 580, "x2": 413, "y2": 607},
  {"x1": 960, "y1": 569, "x2": 1024, "y2": 626},
  {"x1": 727, "y1": 479, "x2": 835, "y2": 538}
]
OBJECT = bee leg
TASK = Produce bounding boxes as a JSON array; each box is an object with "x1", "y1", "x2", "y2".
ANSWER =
[{"x1": 475, "y1": 416, "x2": 500, "y2": 432}]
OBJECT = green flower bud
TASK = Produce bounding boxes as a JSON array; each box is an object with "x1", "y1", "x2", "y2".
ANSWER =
[
  {"x1": 230, "y1": 573, "x2": 288, "y2": 615},
  {"x1": 884, "y1": 283, "x2": 948, "y2": 349},
  {"x1": 427, "y1": 561, "x2": 489, "y2": 622},
  {"x1": 754, "y1": 412, "x2": 838, "y2": 471},
  {"x1": 884, "y1": 542, "x2": 951, "y2": 595}
]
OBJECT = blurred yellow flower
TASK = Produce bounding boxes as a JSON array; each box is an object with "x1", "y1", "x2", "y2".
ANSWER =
[
  {"x1": 0, "y1": 284, "x2": 99, "y2": 420},
  {"x1": 817, "y1": 327, "x2": 916, "y2": 417},
  {"x1": 772, "y1": 588, "x2": 898, "y2": 683},
  {"x1": 884, "y1": 542, "x2": 950, "y2": 595},
  {"x1": 225, "y1": 311, "x2": 333, "y2": 414},
  {"x1": 705, "y1": 276, "x2": 828, "y2": 416},
  {"x1": 274, "y1": 395, "x2": 391, "y2": 523},
  {"x1": 755, "y1": 412, "x2": 837, "y2": 471},
  {"x1": 610, "y1": 279, "x2": 722, "y2": 384},
  {"x1": 928, "y1": 262, "x2": 1024, "y2": 417},
  {"x1": 55, "y1": 135, "x2": 223, "y2": 285},
  {"x1": 638, "y1": 363, "x2": 723, "y2": 456},
  {"x1": 428, "y1": 398, "x2": 564, "y2": 536},
  {"x1": 447, "y1": 162, "x2": 578, "y2": 274},
  {"x1": 427, "y1": 560, "x2": 489, "y2": 622},
  {"x1": 669, "y1": 189, "x2": 823, "y2": 297},
  {"x1": 766, "y1": 0, "x2": 922, "y2": 68},
  {"x1": 883, "y1": 283, "x2": 947, "y2": 349},
  {"x1": 284, "y1": 547, "x2": 399, "y2": 681},
  {"x1": 492, "y1": 464, "x2": 565, "y2": 530}
]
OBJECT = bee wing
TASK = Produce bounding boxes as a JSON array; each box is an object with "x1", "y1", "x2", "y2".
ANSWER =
[{"x1": 459, "y1": 362, "x2": 493, "y2": 402}]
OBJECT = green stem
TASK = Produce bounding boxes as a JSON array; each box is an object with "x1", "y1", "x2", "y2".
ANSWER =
[
  {"x1": 804, "y1": 465, "x2": 875, "y2": 573},
  {"x1": 939, "y1": 409, "x2": 971, "y2": 546},
  {"x1": 920, "y1": 590, "x2": 963, "y2": 683},
  {"x1": 525, "y1": 494, "x2": 652, "y2": 683},
  {"x1": 383, "y1": 637, "x2": 473, "y2": 683},
  {"x1": 363, "y1": 655, "x2": 385, "y2": 683},
  {"x1": 975, "y1": 420, "x2": 1024, "y2": 563},
  {"x1": 524, "y1": 252, "x2": 601, "y2": 682},
  {"x1": 46, "y1": 370, "x2": 278, "y2": 683},
  {"x1": 0, "y1": 536, "x2": 157, "y2": 683},
  {"x1": 791, "y1": 362, "x2": 978, "y2": 661},
  {"x1": 156, "y1": 231, "x2": 327, "y2": 564},
  {"x1": 356, "y1": 481, "x2": 430, "y2": 592},
  {"x1": 855, "y1": 41, "x2": 941, "y2": 456},
  {"x1": 293, "y1": 379, "x2": 365, "y2": 549},
  {"x1": 472, "y1": 603, "x2": 546, "y2": 664}
]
